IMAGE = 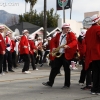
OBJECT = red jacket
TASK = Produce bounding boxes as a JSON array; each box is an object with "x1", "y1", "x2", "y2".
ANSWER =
[
  {"x1": 0, "y1": 33, "x2": 5, "y2": 54},
  {"x1": 5, "y1": 36, "x2": 12, "y2": 50},
  {"x1": 52, "y1": 32, "x2": 77, "y2": 60},
  {"x1": 78, "y1": 39, "x2": 86, "y2": 59},
  {"x1": 37, "y1": 42, "x2": 43, "y2": 50},
  {"x1": 85, "y1": 25, "x2": 100, "y2": 70},
  {"x1": 10, "y1": 40, "x2": 15, "y2": 53},
  {"x1": 19, "y1": 35, "x2": 29, "y2": 54},
  {"x1": 28, "y1": 40, "x2": 37, "y2": 55},
  {"x1": 49, "y1": 37, "x2": 55, "y2": 60}
]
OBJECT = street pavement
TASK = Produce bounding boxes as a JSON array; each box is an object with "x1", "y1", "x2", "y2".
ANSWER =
[{"x1": 0, "y1": 63, "x2": 100, "y2": 100}]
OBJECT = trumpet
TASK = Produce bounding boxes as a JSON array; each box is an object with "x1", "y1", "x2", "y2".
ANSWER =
[{"x1": 51, "y1": 44, "x2": 66, "y2": 58}]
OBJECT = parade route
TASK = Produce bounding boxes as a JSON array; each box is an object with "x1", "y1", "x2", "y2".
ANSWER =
[{"x1": 0, "y1": 64, "x2": 100, "y2": 100}]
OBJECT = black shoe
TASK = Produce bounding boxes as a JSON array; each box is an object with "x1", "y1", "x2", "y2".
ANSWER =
[
  {"x1": 40, "y1": 63, "x2": 43, "y2": 67},
  {"x1": 9, "y1": 70, "x2": 15, "y2": 72},
  {"x1": 42, "y1": 82, "x2": 52, "y2": 87},
  {"x1": 81, "y1": 86, "x2": 91, "y2": 90},
  {"x1": 3, "y1": 71, "x2": 8, "y2": 73},
  {"x1": 14, "y1": 67, "x2": 18, "y2": 69},
  {"x1": 61, "y1": 86, "x2": 70, "y2": 89},
  {"x1": 57, "y1": 73, "x2": 62, "y2": 76}
]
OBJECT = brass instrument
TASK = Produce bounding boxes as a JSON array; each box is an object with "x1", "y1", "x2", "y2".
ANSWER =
[{"x1": 51, "y1": 44, "x2": 66, "y2": 58}]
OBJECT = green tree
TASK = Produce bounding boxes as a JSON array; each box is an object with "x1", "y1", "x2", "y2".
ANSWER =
[
  {"x1": 19, "y1": 8, "x2": 60, "y2": 28},
  {"x1": 19, "y1": 15, "x2": 24, "y2": 23}
]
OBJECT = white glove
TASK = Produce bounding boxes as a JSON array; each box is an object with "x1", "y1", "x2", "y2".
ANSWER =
[{"x1": 23, "y1": 46, "x2": 27, "y2": 48}]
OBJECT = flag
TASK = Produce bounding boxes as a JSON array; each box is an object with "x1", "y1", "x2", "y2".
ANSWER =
[{"x1": 57, "y1": 0, "x2": 71, "y2": 10}]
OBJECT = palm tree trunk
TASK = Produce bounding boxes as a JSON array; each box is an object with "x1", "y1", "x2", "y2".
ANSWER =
[
  {"x1": 43, "y1": 0, "x2": 47, "y2": 39},
  {"x1": 25, "y1": 1, "x2": 27, "y2": 13},
  {"x1": 30, "y1": 4, "x2": 32, "y2": 12}
]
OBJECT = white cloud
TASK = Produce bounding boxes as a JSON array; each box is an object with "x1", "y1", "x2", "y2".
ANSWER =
[{"x1": 0, "y1": 0, "x2": 100, "y2": 21}]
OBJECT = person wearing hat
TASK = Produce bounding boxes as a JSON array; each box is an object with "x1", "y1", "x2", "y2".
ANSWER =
[
  {"x1": 3, "y1": 31, "x2": 14, "y2": 73},
  {"x1": 78, "y1": 29, "x2": 87, "y2": 86},
  {"x1": 10, "y1": 37, "x2": 18, "y2": 69},
  {"x1": 0, "y1": 25, "x2": 6, "y2": 75},
  {"x1": 40, "y1": 37, "x2": 51, "y2": 67},
  {"x1": 19, "y1": 29, "x2": 30, "y2": 74},
  {"x1": 47, "y1": 32, "x2": 62, "y2": 76},
  {"x1": 35, "y1": 37, "x2": 43, "y2": 65},
  {"x1": 85, "y1": 14, "x2": 100, "y2": 95},
  {"x1": 77, "y1": 29, "x2": 92, "y2": 90},
  {"x1": 14, "y1": 36, "x2": 20, "y2": 66},
  {"x1": 28, "y1": 35, "x2": 38, "y2": 70},
  {"x1": 42, "y1": 23, "x2": 77, "y2": 88}
]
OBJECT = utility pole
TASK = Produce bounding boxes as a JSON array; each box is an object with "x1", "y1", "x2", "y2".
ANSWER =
[
  {"x1": 62, "y1": 1, "x2": 65, "y2": 23},
  {"x1": 70, "y1": 0, "x2": 73, "y2": 20},
  {"x1": 25, "y1": 1, "x2": 27, "y2": 13},
  {"x1": 43, "y1": 0, "x2": 47, "y2": 39}
]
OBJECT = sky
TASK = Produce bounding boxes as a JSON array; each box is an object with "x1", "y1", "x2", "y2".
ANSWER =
[{"x1": 0, "y1": 0, "x2": 100, "y2": 21}]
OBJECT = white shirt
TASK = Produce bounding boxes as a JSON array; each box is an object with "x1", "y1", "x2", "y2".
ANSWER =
[
  {"x1": 5, "y1": 37, "x2": 11, "y2": 51},
  {"x1": 43, "y1": 41, "x2": 48, "y2": 46},
  {"x1": 35, "y1": 40, "x2": 38, "y2": 46},
  {"x1": 59, "y1": 33, "x2": 67, "y2": 53},
  {"x1": 14, "y1": 41, "x2": 19, "y2": 55},
  {"x1": 43, "y1": 41, "x2": 50, "y2": 51}
]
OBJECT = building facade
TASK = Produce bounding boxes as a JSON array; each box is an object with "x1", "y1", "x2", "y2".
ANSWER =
[{"x1": 58, "y1": 18, "x2": 83, "y2": 37}]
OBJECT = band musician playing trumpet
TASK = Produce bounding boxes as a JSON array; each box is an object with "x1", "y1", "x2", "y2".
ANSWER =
[{"x1": 42, "y1": 23, "x2": 77, "y2": 88}]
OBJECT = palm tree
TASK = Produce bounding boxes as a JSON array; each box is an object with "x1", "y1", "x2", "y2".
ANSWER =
[
  {"x1": 25, "y1": 0, "x2": 29, "y2": 13},
  {"x1": 25, "y1": 0, "x2": 37, "y2": 12},
  {"x1": 29, "y1": 0, "x2": 37, "y2": 12}
]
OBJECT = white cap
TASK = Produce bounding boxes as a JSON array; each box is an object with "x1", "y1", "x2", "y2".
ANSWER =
[
  {"x1": 22, "y1": 29, "x2": 29, "y2": 34},
  {"x1": 47, "y1": 37, "x2": 51, "y2": 40},
  {"x1": 15, "y1": 36, "x2": 20, "y2": 39},
  {"x1": 62, "y1": 23, "x2": 70, "y2": 28},
  {"x1": 28, "y1": 35, "x2": 33, "y2": 40},
  {"x1": 53, "y1": 32, "x2": 57, "y2": 37},
  {"x1": 0, "y1": 25, "x2": 5, "y2": 30},
  {"x1": 80, "y1": 29, "x2": 87, "y2": 37},
  {"x1": 38, "y1": 37, "x2": 42, "y2": 40},
  {"x1": 6, "y1": 31, "x2": 12, "y2": 35},
  {"x1": 91, "y1": 14, "x2": 100, "y2": 24},
  {"x1": 44, "y1": 39, "x2": 47, "y2": 41}
]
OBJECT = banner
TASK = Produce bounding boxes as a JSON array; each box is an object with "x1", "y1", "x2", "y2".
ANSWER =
[{"x1": 56, "y1": 0, "x2": 71, "y2": 10}]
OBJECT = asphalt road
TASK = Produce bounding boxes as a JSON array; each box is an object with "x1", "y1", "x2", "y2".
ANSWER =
[{"x1": 0, "y1": 64, "x2": 100, "y2": 100}]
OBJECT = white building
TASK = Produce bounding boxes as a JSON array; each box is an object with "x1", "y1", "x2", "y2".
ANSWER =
[
  {"x1": 58, "y1": 18, "x2": 83, "y2": 37},
  {"x1": 84, "y1": 11, "x2": 100, "y2": 18}
]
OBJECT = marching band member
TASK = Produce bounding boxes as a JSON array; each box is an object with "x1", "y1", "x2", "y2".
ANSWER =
[
  {"x1": 11, "y1": 37, "x2": 17, "y2": 68},
  {"x1": 14, "y1": 36, "x2": 20, "y2": 65},
  {"x1": 0, "y1": 25, "x2": 6, "y2": 75},
  {"x1": 40, "y1": 37, "x2": 51, "y2": 67},
  {"x1": 28, "y1": 35, "x2": 38, "y2": 70},
  {"x1": 78, "y1": 29, "x2": 87, "y2": 86},
  {"x1": 19, "y1": 29, "x2": 30, "y2": 74},
  {"x1": 35, "y1": 37, "x2": 43, "y2": 64},
  {"x1": 3, "y1": 31, "x2": 14, "y2": 72},
  {"x1": 78, "y1": 30, "x2": 92, "y2": 90},
  {"x1": 42, "y1": 23, "x2": 77, "y2": 88},
  {"x1": 34, "y1": 34, "x2": 39, "y2": 63},
  {"x1": 85, "y1": 14, "x2": 100, "y2": 95},
  {"x1": 49, "y1": 32, "x2": 62, "y2": 76}
]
